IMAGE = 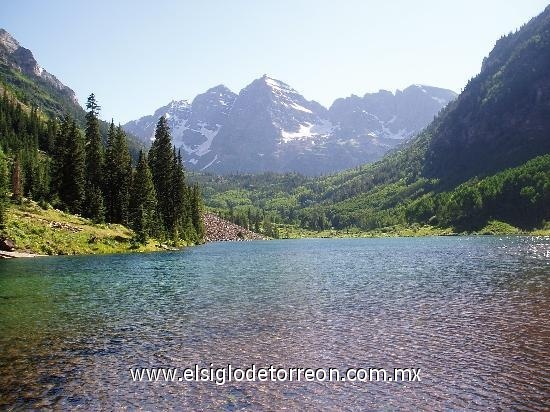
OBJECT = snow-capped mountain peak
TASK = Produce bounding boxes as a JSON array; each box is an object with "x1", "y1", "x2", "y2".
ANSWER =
[
  {"x1": 167, "y1": 99, "x2": 190, "y2": 111},
  {"x1": 122, "y1": 99, "x2": 191, "y2": 142},
  {"x1": 199, "y1": 85, "x2": 235, "y2": 107},
  {"x1": 123, "y1": 76, "x2": 457, "y2": 175},
  {"x1": 262, "y1": 75, "x2": 297, "y2": 94}
]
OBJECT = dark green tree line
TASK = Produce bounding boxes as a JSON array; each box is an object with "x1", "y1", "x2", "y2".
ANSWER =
[
  {"x1": 0, "y1": 91, "x2": 205, "y2": 244},
  {"x1": 84, "y1": 93, "x2": 105, "y2": 222},
  {"x1": 148, "y1": 116, "x2": 204, "y2": 243}
]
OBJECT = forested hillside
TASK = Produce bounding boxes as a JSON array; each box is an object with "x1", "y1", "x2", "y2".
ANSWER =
[
  {"x1": 195, "y1": 6, "x2": 550, "y2": 235},
  {"x1": 0, "y1": 89, "x2": 205, "y2": 247},
  {"x1": 0, "y1": 28, "x2": 144, "y2": 157}
]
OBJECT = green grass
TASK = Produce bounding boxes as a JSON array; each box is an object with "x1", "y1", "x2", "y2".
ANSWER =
[
  {"x1": 531, "y1": 220, "x2": 550, "y2": 236},
  {"x1": 476, "y1": 220, "x2": 521, "y2": 235},
  {"x1": 3, "y1": 200, "x2": 164, "y2": 255},
  {"x1": 4, "y1": 201, "x2": 547, "y2": 257},
  {"x1": 277, "y1": 221, "x2": 549, "y2": 239},
  {"x1": 277, "y1": 223, "x2": 454, "y2": 239}
]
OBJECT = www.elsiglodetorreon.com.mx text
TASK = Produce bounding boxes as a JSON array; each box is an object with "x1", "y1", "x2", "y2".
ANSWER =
[{"x1": 130, "y1": 365, "x2": 421, "y2": 385}]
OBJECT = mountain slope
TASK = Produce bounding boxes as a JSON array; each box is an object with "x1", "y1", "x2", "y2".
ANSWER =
[
  {"x1": 123, "y1": 99, "x2": 192, "y2": 144},
  {"x1": 423, "y1": 8, "x2": 550, "y2": 185},
  {"x1": 0, "y1": 28, "x2": 81, "y2": 120},
  {"x1": 124, "y1": 85, "x2": 238, "y2": 167},
  {"x1": 0, "y1": 28, "x2": 144, "y2": 156},
  {"x1": 124, "y1": 75, "x2": 456, "y2": 174},
  {"x1": 195, "y1": 5, "x2": 550, "y2": 233},
  {"x1": 323, "y1": 5, "x2": 550, "y2": 196},
  {"x1": 329, "y1": 85, "x2": 456, "y2": 140},
  {"x1": 209, "y1": 76, "x2": 333, "y2": 174}
]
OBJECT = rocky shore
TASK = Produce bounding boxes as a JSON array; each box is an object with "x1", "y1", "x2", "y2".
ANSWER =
[
  {"x1": 0, "y1": 250, "x2": 44, "y2": 259},
  {"x1": 0, "y1": 211, "x2": 265, "y2": 259},
  {"x1": 203, "y1": 212, "x2": 265, "y2": 242}
]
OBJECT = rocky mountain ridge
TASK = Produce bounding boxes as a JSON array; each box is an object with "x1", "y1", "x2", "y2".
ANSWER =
[
  {"x1": 0, "y1": 28, "x2": 78, "y2": 105},
  {"x1": 125, "y1": 75, "x2": 456, "y2": 174}
]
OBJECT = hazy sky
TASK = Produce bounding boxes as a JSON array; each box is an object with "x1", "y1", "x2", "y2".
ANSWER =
[{"x1": 2, "y1": 0, "x2": 548, "y2": 123}]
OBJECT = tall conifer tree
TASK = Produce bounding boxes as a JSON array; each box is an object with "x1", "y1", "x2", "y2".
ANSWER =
[
  {"x1": 11, "y1": 153, "x2": 22, "y2": 203},
  {"x1": 50, "y1": 116, "x2": 69, "y2": 202},
  {"x1": 0, "y1": 150, "x2": 8, "y2": 229},
  {"x1": 190, "y1": 183, "x2": 205, "y2": 241},
  {"x1": 149, "y1": 116, "x2": 174, "y2": 235},
  {"x1": 173, "y1": 149, "x2": 195, "y2": 241},
  {"x1": 104, "y1": 120, "x2": 117, "y2": 221},
  {"x1": 129, "y1": 150, "x2": 157, "y2": 242},
  {"x1": 62, "y1": 120, "x2": 86, "y2": 214},
  {"x1": 104, "y1": 122, "x2": 132, "y2": 224},
  {"x1": 113, "y1": 125, "x2": 132, "y2": 224},
  {"x1": 84, "y1": 93, "x2": 105, "y2": 222}
]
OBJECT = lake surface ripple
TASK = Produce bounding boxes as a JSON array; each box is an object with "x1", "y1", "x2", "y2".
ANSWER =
[{"x1": 0, "y1": 237, "x2": 548, "y2": 410}]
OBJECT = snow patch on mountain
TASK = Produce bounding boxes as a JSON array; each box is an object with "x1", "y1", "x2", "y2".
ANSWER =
[
  {"x1": 284, "y1": 102, "x2": 313, "y2": 113},
  {"x1": 201, "y1": 154, "x2": 219, "y2": 170},
  {"x1": 280, "y1": 119, "x2": 333, "y2": 143},
  {"x1": 265, "y1": 76, "x2": 294, "y2": 93},
  {"x1": 170, "y1": 120, "x2": 190, "y2": 142},
  {"x1": 195, "y1": 123, "x2": 221, "y2": 156}
]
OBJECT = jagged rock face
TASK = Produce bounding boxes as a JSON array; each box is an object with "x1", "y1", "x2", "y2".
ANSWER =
[
  {"x1": 123, "y1": 100, "x2": 192, "y2": 144},
  {"x1": 330, "y1": 85, "x2": 457, "y2": 140},
  {"x1": 10, "y1": 47, "x2": 40, "y2": 75},
  {"x1": 208, "y1": 76, "x2": 333, "y2": 173},
  {"x1": 123, "y1": 85, "x2": 238, "y2": 168},
  {"x1": 179, "y1": 85, "x2": 237, "y2": 165},
  {"x1": 0, "y1": 29, "x2": 19, "y2": 54},
  {"x1": 0, "y1": 28, "x2": 78, "y2": 102},
  {"x1": 124, "y1": 75, "x2": 456, "y2": 175}
]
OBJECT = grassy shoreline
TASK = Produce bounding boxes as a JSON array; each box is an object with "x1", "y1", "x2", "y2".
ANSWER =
[
  {"x1": 2, "y1": 203, "x2": 548, "y2": 258},
  {"x1": 1, "y1": 201, "x2": 172, "y2": 257},
  {"x1": 275, "y1": 221, "x2": 550, "y2": 239}
]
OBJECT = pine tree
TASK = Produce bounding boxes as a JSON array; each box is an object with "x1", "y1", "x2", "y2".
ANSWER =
[
  {"x1": 104, "y1": 120, "x2": 117, "y2": 221},
  {"x1": 114, "y1": 125, "x2": 132, "y2": 224},
  {"x1": 34, "y1": 154, "x2": 50, "y2": 203},
  {"x1": 50, "y1": 116, "x2": 69, "y2": 205},
  {"x1": 0, "y1": 149, "x2": 9, "y2": 229},
  {"x1": 62, "y1": 120, "x2": 86, "y2": 214},
  {"x1": 22, "y1": 146, "x2": 38, "y2": 200},
  {"x1": 132, "y1": 205, "x2": 147, "y2": 244},
  {"x1": 104, "y1": 122, "x2": 132, "y2": 224},
  {"x1": 84, "y1": 93, "x2": 105, "y2": 222},
  {"x1": 46, "y1": 118, "x2": 59, "y2": 154},
  {"x1": 172, "y1": 148, "x2": 195, "y2": 242},
  {"x1": 190, "y1": 183, "x2": 205, "y2": 241},
  {"x1": 11, "y1": 153, "x2": 22, "y2": 203},
  {"x1": 149, "y1": 116, "x2": 174, "y2": 236},
  {"x1": 21, "y1": 148, "x2": 49, "y2": 202},
  {"x1": 129, "y1": 150, "x2": 158, "y2": 242},
  {"x1": 86, "y1": 185, "x2": 105, "y2": 223}
]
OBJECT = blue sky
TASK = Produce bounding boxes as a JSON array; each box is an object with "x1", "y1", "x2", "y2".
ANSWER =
[{"x1": 2, "y1": 0, "x2": 548, "y2": 123}]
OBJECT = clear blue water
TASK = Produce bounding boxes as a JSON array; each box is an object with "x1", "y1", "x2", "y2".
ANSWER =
[{"x1": 0, "y1": 237, "x2": 549, "y2": 410}]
